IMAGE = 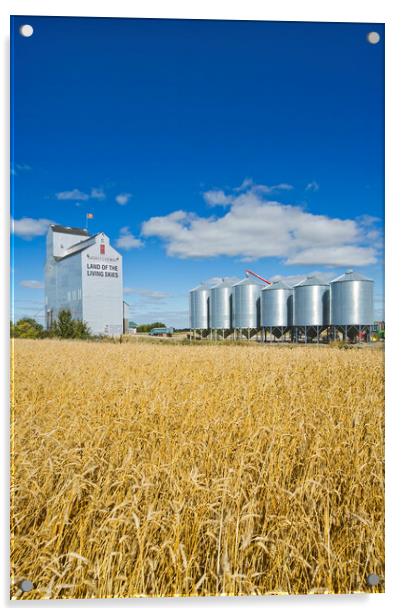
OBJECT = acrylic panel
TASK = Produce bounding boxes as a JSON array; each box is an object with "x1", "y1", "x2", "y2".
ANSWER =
[{"x1": 10, "y1": 16, "x2": 384, "y2": 599}]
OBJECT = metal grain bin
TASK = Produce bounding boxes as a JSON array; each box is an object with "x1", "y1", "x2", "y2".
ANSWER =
[
  {"x1": 330, "y1": 270, "x2": 374, "y2": 325},
  {"x1": 293, "y1": 276, "x2": 330, "y2": 326},
  {"x1": 261, "y1": 281, "x2": 293, "y2": 327},
  {"x1": 232, "y1": 278, "x2": 262, "y2": 328},
  {"x1": 210, "y1": 279, "x2": 232, "y2": 329},
  {"x1": 189, "y1": 284, "x2": 210, "y2": 329}
]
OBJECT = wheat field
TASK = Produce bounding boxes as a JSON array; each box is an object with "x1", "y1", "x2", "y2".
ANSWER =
[{"x1": 10, "y1": 339, "x2": 384, "y2": 599}]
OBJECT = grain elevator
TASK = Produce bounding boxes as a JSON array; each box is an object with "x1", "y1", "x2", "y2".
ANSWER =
[{"x1": 45, "y1": 225, "x2": 124, "y2": 335}]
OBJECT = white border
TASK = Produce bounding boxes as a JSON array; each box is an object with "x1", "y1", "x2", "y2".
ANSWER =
[{"x1": 2, "y1": 1, "x2": 400, "y2": 614}]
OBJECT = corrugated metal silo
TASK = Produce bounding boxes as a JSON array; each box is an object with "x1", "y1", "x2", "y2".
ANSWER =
[
  {"x1": 293, "y1": 276, "x2": 330, "y2": 326},
  {"x1": 210, "y1": 279, "x2": 232, "y2": 329},
  {"x1": 261, "y1": 280, "x2": 293, "y2": 327},
  {"x1": 189, "y1": 284, "x2": 210, "y2": 329},
  {"x1": 330, "y1": 270, "x2": 374, "y2": 325},
  {"x1": 232, "y1": 278, "x2": 262, "y2": 328}
]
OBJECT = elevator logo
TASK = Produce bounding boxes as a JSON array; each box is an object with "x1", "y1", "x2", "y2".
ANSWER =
[
  {"x1": 100, "y1": 239, "x2": 105, "y2": 255},
  {"x1": 87, "y1": 254, "x2": 119, "y2": 263}
]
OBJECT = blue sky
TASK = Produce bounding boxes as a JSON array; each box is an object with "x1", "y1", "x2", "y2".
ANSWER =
[{"x1": 11, "y1": 17, "x2": 384, "y2": 327}]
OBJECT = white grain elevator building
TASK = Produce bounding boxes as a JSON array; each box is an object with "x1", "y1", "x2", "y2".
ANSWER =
[{"x1": 45, "y1": 225, "x2": 124, "y2": 335}]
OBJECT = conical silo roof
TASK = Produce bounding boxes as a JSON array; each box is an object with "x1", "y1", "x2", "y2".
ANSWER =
[
  {"x1": 232, "y1": 277, "x2": 264, "y2": 287},
  {"x1": 189, "y1": 283, "x2": 210, "y2": 292},
  {"x1": 294, "y1": 275, "x2": 329, "y2": 287},
  {"x1": 262, "y1": 280, "x2": 292, "y2": 291},
  {"x1": 210, "y1": 278, "x2": 234, "y2": 289},
  {"x1": 330, "y1": 270, "x2": 373, "y2": 283}
]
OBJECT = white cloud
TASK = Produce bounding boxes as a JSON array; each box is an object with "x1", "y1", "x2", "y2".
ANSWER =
[
  {"x1": 357, "y1": 214, "x2": 381, "y2": 227},
  {"x1": 115, "y1": 193, "x2": 132, "y2": 205},
  {"x1": 116, "y1": 227, "x2": 143, "y2": 250},
  {"x1": 205, "y1": 180, "x2": 293, "y2": 207},
  {"x1": 55, "y1": 187, "x2": 106, "y2": 201},
  {"x1": 20, "y1": 280, "x2": 44, "y2": 289},
  {"x1": 234, "y1": 178, "x2": 253, "y2": 192},
  {"x1": 12, "y1": 217, "x2": 53, "y2": 240},
  {"x1": 367, "y1": 229, "x2": 380, "y2": 240},
  {"x1": 274, "y1": 183, "x2": 293, "y2": 191},
  {"x1": 11, "y1": 163, "x2": 32, "y2": 176},
  {"x1": 141, "y1": 185, "x2": 380, "y2": 267},
  {"x1": 203, "y1": 190, "x2": 232, "y2": 206},
  {"x1": 55, "y1": 188, "x2": 89, "y2": 201},
  {"x1": 305, "y1": 181, "x2": 319, "y2": 192},
  {"x1": 253, "y1": 182, "x2": 294, "y2": 193},
  {"x1": 90, "y1": 187, "x2": 106, "y2": 200},
  {"x1": 235, "y1": 179, "x2": 294, "y2": 194}
]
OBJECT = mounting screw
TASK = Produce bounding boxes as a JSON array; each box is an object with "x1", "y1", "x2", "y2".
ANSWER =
[
  {"x1": 19, "y1": 24, "x2": 34, "y2": 38},
  {"x1": 19, "y1": 579, "x2": 33, "y2": 593},
  {"x1": 367, "y1": 32, "x2": 380, "y2": 45},
  {"x1": 366, "y1": 573, "x2": 380, "y2": 587}
]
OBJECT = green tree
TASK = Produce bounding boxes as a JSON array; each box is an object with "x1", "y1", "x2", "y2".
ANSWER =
[
  {"x1": 52, "y1": 309, "x2": 75, "y2": 338},
  {"x1": 72, "y1": 319, "x2": 91, "y2": 339},
  {"x1": 51, "y1": 310, "x2": 92, "y2": 339},
  {"x1": 13, "y1": 318, "x2": 44, "y2": 339}
]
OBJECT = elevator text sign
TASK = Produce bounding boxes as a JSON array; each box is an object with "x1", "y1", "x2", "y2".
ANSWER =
[{"x1": 86, "y1": 263, "x2": 119, "y2": 278}]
